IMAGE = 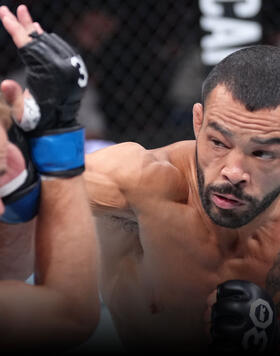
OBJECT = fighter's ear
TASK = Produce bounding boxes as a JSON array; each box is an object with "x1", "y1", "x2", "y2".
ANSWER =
[{"x1": 193, "y1": 103, "x2": 203, "y2": 139}]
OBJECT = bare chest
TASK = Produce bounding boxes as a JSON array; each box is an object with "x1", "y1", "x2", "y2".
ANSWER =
[{"x1": 96, "y1": 206, "x2": 280, "y2": 350}]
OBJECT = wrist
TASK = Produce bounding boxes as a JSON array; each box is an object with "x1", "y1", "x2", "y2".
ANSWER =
[{"x1": 29, "y1": 126, "x2": 85, "y2": 177}]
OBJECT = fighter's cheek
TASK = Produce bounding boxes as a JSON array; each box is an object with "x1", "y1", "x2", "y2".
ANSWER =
[
  {"x1": 203, "y1": 166, "x2": 221, "y2": 184},
  {"x1": 0, "y1": 142, "x2": 26, "y2": 187}
]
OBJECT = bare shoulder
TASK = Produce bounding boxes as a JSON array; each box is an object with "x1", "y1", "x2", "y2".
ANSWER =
[
  {"x1": 85, "y1": 142, "x2": 149, "y2": 190},
  {"x1": 85, "y1": 140, "x2": 194, "y2": 205},
  {"x1": 148, "y1": 140, "x2": 195, "y2": 198},
  {"x1": 151, "y1": 140, "x2": 196, "y2": 168},
  {"x1": 84, "y1": 142, "x2": 154, "y2": 215},
  {"x1": 86, "y1": 140, "x2": 195, "y2": 173}
]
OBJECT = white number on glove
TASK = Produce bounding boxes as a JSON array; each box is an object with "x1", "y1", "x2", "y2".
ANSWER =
[
  {"x1": 70, "y1": 56, "x2": 88, "y2": 88},
  {"x1": 242, "y1": 298, "x2": 273, "y2": 352}
]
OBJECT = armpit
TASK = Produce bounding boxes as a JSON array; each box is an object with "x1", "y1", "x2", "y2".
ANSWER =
[{"x1": 110, "y1": 215, "x2": 139, "y2": 234}]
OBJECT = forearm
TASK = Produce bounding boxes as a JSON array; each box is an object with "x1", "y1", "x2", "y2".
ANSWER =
[
  {"x1": 34, "y1": 176, "x2": 100, "y2": 344},
  {"x1": 0, "y1": 220, "x2": 35, "y2": 280},
  {"x1": 0, "y1": 177, "x2": 99, "y2": 350},
  {"x1": 0, "y1": 280, "x2": 93, "y2": 350}
]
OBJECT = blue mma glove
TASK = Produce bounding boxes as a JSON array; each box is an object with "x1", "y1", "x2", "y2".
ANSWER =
[
  {"x1": 0, "y1": 123, "x2": 40, "y2": 224},
  {"x1": 210, "y1": 280, "x2": 279, "y2": 353},
  {"x1": 18, "y1": 31, "x2": 88, "y2": 177}
]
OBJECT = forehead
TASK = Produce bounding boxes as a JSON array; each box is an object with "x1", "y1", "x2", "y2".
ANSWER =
[{"x1": 204, "y1": 85, "x2": 280, "y2": 136}]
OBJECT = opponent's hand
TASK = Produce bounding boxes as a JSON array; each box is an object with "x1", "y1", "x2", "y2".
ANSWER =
[
  {"x1": 0, "y1": 5, "x2": 87, "y2": 177},
  {"x1": 208, "y1": 280, "x2": 279, "y2": 353},
  {"x1": 18, "y1": 29, "x2": 88, "y2": 130},
  {"x1": 0, "y1": 5, "x2": 43, "y2": 48},
  {"x1": 0, "y1": 5, "x2": 42, "y2": 131},
  {"x1": 0, "y1": 5, "x2": 87, "y2": 131}
]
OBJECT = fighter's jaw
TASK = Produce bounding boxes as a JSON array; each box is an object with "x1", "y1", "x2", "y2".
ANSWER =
[{"x1": 201, "y1": 193, "x2": 251, "y2": 229}]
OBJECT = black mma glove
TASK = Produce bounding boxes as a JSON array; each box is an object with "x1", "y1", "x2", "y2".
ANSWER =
[
  {"x1": 18, "y1": 31, "x2": 88, "y2": 177},
  {"x1": 0, "y1": 123, "x2": 40, "y2": 223},
  {"x1": 210, "y1": 280, "x2": 280, "y2": 353}
]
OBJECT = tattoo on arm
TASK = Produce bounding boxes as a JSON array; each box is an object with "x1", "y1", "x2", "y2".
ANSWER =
[{"x1": 266, "y1": 252, "x2": 280, "y2": 314}]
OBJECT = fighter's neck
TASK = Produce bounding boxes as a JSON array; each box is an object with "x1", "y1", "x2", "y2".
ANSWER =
[{"x1": 205, "y1": 197, "x2": 280, "y2": 257}]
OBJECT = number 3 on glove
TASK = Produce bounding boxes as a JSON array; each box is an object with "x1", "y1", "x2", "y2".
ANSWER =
[
  {"x1": 70, "y1": 56, "x2": 88, "y2": 88},
  {"x1": 18, "y1": 31, "x2": 89, "y2": 177}
]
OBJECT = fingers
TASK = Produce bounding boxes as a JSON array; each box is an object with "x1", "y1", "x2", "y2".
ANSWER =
[
  {"x1": 0, "y1": 5, "x2": 43, "y2": 48},
  {"x1": 1, "y1": 80, "x2": 24, "y2": 122},
  {"x1": 17, "y1": 4, "x2": 34, "y2": 29},
  {"x1": 17, "y1": 5, "x2": 43, "y2": 35},
  {"x1": 33, "y1": 22, "x2": 44, "y2": 35},
  {"x1": 0, "y1": 5, "x2": 31, "y2": 47}
]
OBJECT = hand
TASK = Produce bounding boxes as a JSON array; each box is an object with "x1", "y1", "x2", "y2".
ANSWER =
[
  {"x1": 0, "y1": 4, "x2": 42, "y2": 130},
  {"x1": 0, "y1": 4, "x2": 43, "y2": 48},
  {"x1": 0, "y1": 5, "x2": 87, "y2": 177},
  {"x1": 209, "y1": 280, "x2": 279, "y2": 353}
]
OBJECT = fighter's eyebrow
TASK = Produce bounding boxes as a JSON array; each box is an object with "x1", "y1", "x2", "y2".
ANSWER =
[
  {"x1": 251, "y1": 137, "x2": 280, "y2": 145},
  {"x1": 207, "y1": 121, "x2": 233, "y2": 138}
]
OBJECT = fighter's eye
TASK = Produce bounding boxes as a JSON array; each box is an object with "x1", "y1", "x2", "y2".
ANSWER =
[
  {"x1": 253, "y1": 150, "x2": 274, "y2": 160},
  {"x1": 212, "y1": 139, "x2": 226, "y2": 148}
]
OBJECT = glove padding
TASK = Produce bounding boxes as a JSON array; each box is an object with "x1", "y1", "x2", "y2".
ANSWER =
[
  {"x1": 0, "y1": 123, "x2": 40, "y2": 224},
  {"x1": 19, "y1": 31, "x2": 88, "y2": 130},
  {"x1": 210, "y1": 280, "x2": 279, "y2": 353},
  {"x1": 18, "y1": 31, "x2": 88, "y2": 177}
]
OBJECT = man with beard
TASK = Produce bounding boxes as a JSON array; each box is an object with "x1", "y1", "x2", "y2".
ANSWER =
[
  {"x1": 84, "y1": 44, "x2": 280, "y2": 353},
  {"x1": 4, "y1": 5, "x2": 280, "y2": 351}
]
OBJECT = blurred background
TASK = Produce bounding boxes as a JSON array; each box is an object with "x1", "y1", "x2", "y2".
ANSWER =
[{"x1": 1, "y1": 0, "x2": 276, "y2": 150}]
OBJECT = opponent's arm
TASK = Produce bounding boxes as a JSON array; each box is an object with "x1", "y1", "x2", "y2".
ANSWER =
[
  {"x1": 0, "y1": 5, "x2": 99, "y2": 350},
  {"x1": 0, "y1": 176, "x2": 99, "y2": 350},
  {"x1": 0, "y1": 95, "x2": 37, "y2": 280}
]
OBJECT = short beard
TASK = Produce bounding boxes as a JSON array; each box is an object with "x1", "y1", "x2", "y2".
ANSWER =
[{"x1": 195, "y1": 148, "x2": 280, "y2": 228}]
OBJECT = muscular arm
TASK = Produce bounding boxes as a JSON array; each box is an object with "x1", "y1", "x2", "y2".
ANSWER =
[
  {"x1": 0, "y1": 220, "x2": 35, "y2": 280},
  {"x1": 0, "y1": 176, "x2": 99, "y2": 350},
  {"x1": 84, "y1": 141, "x2": 185, "y2": 218},
  {"x1": 84, "y1": 142, "x2": 146, "y2": 219}
]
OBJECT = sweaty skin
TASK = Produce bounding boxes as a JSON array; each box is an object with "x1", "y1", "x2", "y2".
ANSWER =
[{"x1": 84, "y1": 85, "x2": 280, "y2": 352}]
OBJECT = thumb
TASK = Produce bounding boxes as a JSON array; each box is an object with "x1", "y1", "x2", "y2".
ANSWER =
[{"x1": 1, "y1": 79, "x2": 24, "y2": 122}]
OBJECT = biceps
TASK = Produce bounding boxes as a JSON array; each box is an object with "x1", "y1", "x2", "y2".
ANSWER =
[{"x1": 84, "y1": 171, "x2": 129, "y2": 215}]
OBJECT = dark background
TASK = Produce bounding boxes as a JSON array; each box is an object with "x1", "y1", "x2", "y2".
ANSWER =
[{"x1": 0, "y1": 0, "x2": 278, "y2": 148}]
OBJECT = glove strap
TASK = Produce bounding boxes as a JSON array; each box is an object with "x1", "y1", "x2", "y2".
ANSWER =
[
  {"x1": 0, "y1": 177, "x2": 41, "y2": 224},
  {"x1": 29, "y1": 126, "x2": 85, "y2": 177}
]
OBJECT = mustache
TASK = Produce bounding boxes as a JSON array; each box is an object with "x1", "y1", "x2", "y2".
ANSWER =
[{"x1": 208, "y1": 183, "x2": 254, "y2": 203}]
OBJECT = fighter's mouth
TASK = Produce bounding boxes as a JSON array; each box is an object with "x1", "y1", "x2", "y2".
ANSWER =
[{"x1": 212, "y1": 193, "x2": 245, "y2": 209}]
